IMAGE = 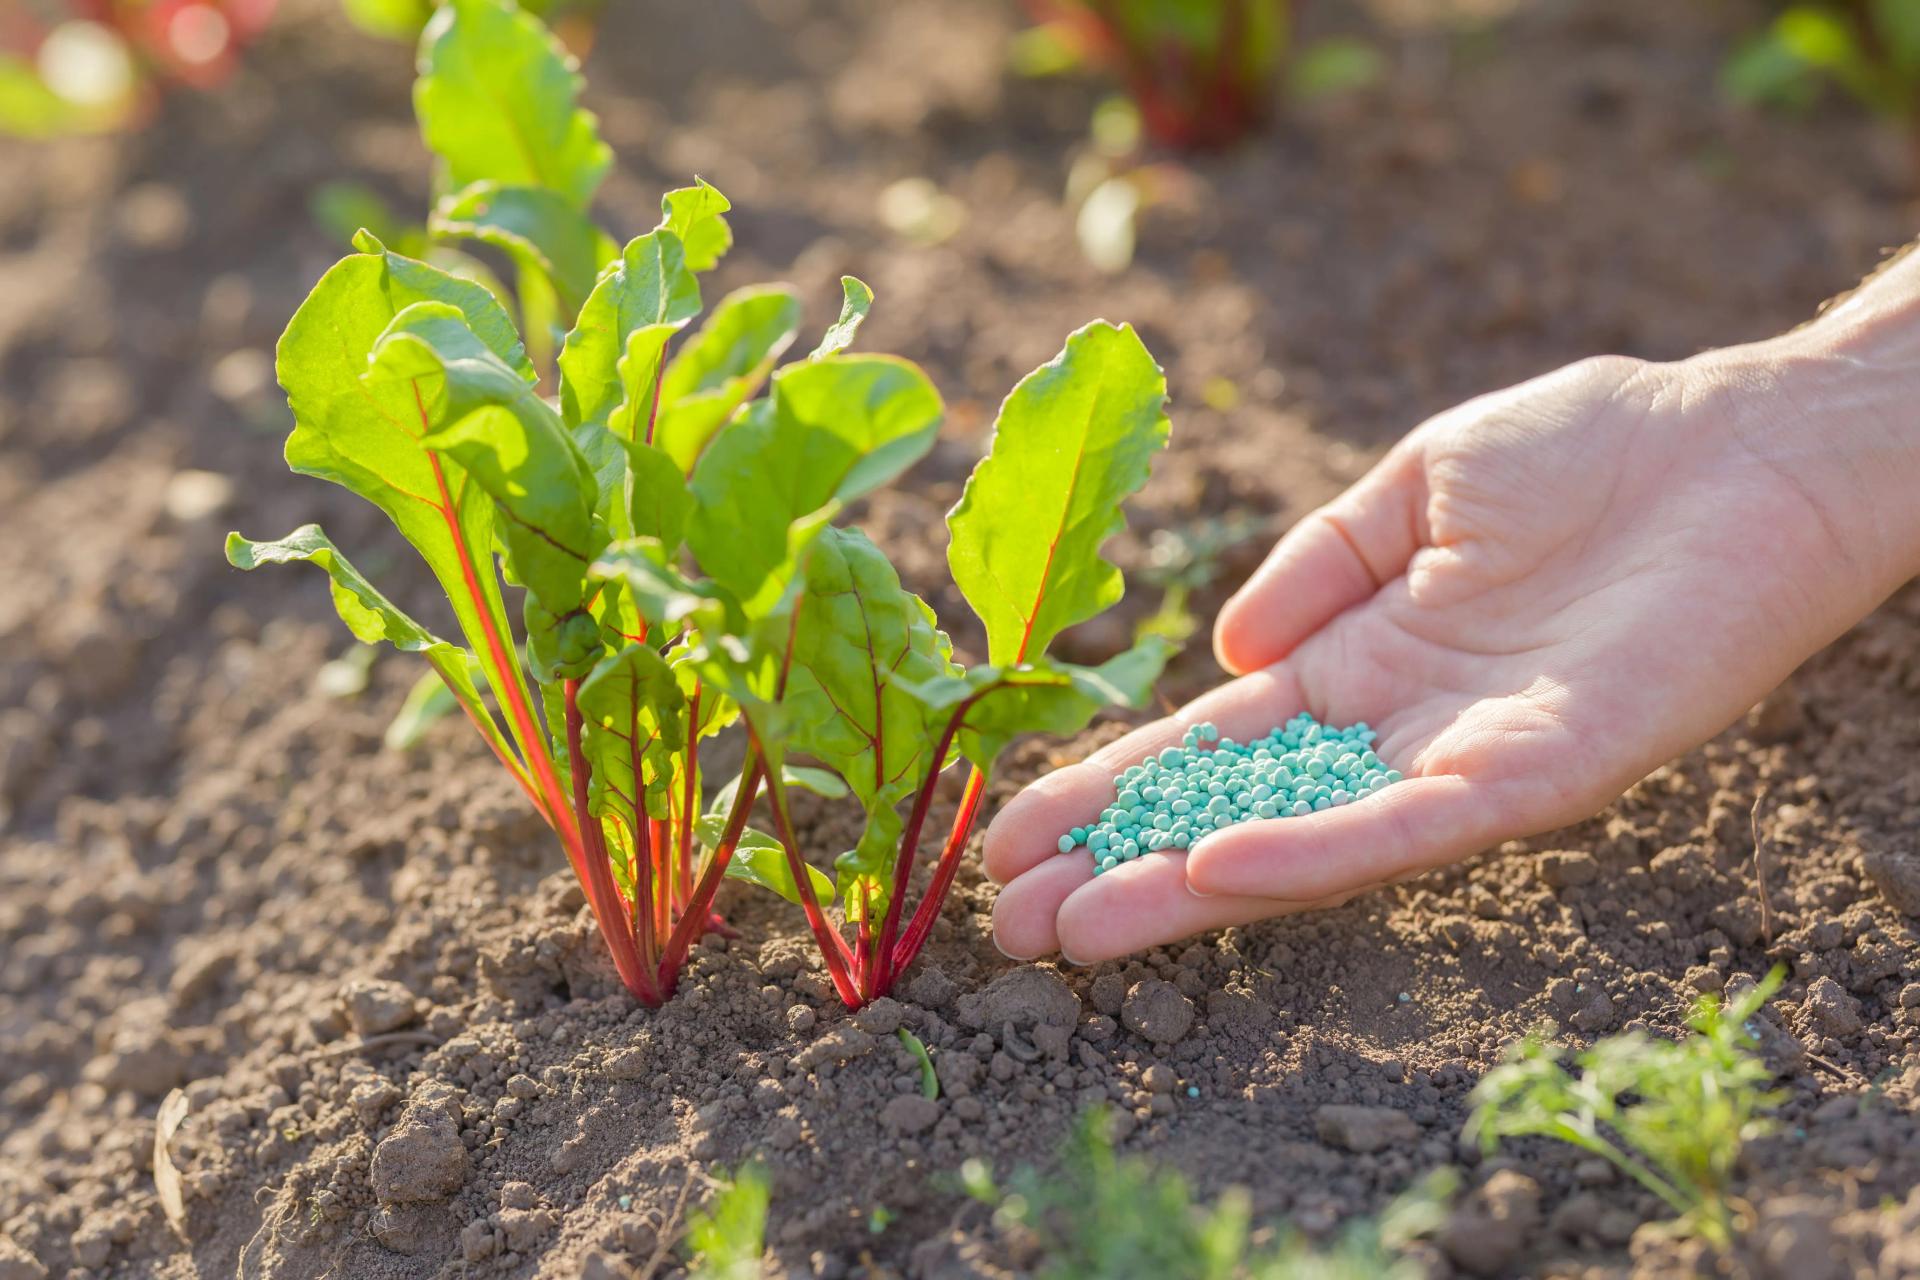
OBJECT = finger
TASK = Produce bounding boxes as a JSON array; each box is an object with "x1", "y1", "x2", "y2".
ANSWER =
[
  {"x1": 1183, "y1": 772, "x2": 1496, "y2": 900},
  {"x1": 1053, "y1": 851, "x2": 1353, "y2": 966},
  {"x1": 990, "y1": 851, "x2": 1093, "y2": 960},
  {"x1": 1214, "y1": 443, "x2": 1427, "y2": 676},
  {"x1": 981, "y1": 666, "x2": 1305, "y2": 885}
]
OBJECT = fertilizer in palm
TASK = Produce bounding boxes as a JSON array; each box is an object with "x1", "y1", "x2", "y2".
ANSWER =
[{"x1": 1057, "y1": 713, "x2": 1404, "y2": 875}]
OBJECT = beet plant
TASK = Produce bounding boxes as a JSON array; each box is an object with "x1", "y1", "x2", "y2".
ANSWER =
[{"x1": 228, "y1": 0, "x2": 1171, "y2": 1009}]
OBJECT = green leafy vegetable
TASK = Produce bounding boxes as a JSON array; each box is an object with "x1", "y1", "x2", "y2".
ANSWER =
[
  {"x1": 232, "y1": 0, "x2": 1174, "y2": 1012},
  {"x1": 414, "y1": 0, "x2": 610, "y2": 209}
]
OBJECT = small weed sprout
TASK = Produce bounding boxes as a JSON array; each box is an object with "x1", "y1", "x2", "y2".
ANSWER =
[
  {"x1": 963, "y1": 1111, "x2": 1454, "y2": 1280},
  {"x1": 686, "y1": 1164, "x2": 770, "y2": 1280},
  {"x1": 1467, "y1": 968, "x2": 1785, "y2": 1251}
]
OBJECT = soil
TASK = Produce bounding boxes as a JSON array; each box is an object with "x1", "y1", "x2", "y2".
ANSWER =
[{"x1": 2, "y1": 0, "x2": 1919, "y2": 1277}]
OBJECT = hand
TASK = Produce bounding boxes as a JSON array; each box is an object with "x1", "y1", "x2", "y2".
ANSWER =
[{"x1": 984, "y1": 317, "x2": 1920, "y2": 965}]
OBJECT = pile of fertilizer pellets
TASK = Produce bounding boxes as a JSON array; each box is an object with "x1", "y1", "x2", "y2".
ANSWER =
[{"x1": 1057, "y1": 713, "x2": 1404, "y2": 876}]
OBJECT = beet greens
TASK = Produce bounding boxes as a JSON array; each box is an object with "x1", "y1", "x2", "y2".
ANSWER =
[{"x1": 228, "y1": 0, "x2": 1172, "y2": 1008}]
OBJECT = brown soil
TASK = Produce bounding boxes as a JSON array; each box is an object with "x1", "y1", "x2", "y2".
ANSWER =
[{"x1": 2, "y1": 0, "x2": 1918, "y2": 1277}]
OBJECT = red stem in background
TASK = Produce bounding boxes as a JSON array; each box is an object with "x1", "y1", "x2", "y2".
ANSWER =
[
  {"x1": 891, "y1": 766, "x2": 988, "y2": 981},
  {"x1": 564, "y1": 679, "x2": 660, "y2": 1005},
  {"x1": 630, "y1": 733, "x2": 656, "y2": 971}
]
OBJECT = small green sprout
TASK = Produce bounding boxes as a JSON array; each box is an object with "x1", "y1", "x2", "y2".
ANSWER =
[
  {"x1": 978, "y1": 1111, "x2": 1453, "y2": 1280},
  {"x1": 898, "y1": 1028, "x2": 939, "y2": 1099},
  {"x1": 1467, "y1": 968, "x2": 1786, "y2": 1252},
  {"x1": 686, "y1": 1163, "x2": 770, "y2": 1280}
]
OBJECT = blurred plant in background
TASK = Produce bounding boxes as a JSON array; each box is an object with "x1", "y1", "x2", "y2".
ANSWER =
[
  {"x1": 1013, "y1": 0, "x2": 1382, "y2": 151},
  {"x1": 1722, "y1": 0, "x2": 1920, "y2": 179},
  {"x1": 341, "y1": 0, "x2": 602, "y2": 46},
  {"x1": 0, "y1": 0, "x2": 276, "y2": 135}
]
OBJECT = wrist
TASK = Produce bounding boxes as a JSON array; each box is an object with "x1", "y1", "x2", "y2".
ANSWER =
[{"x1": 1676, "y1": 266, "x2": 1920, "y2": 599}]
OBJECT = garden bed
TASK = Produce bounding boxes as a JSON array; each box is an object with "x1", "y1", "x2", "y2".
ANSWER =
[{"x1": 1, "y1": 0, "x2": 1917, "y2": 1275}]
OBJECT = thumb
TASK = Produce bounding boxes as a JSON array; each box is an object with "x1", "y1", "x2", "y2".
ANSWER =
[{"x1": 1214, "y1": 441, "x2": 1428, "y2": 675}]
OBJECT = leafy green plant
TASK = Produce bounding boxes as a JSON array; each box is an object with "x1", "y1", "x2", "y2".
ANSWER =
[
  {"x1": 228, "y1": 0, "x2": 1171, "y2": 1008},
  {"x1": 1013, "y1": 0, "x2": 1380, "y2": 150},
  {"x1": 686, "y1": 1163, "x2": 770, "y2": 1280},
  {"x1": 1723, "y1": 1, "x2": 1920, "y2": 177},
  {"x1": 961, "y1": 1111, "x2": 1454, "y2": 1280},
  {"x1": 1467, "y1": 969, "x2": 1785, "y2": 1251}
]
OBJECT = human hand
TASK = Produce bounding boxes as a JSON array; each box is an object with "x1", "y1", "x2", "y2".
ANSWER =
[{"x1": 985, "y1": 307, "x2": 1920, "y2": 965}]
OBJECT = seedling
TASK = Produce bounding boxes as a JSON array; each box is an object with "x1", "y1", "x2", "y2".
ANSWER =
[
  {"x1": 962, "y1": 1111, "x2": 1454, "y2": 1280},
  {"x1": 1723, "y1": 1, "x2": 1920, "y2": 180},
  {"x1": 1134, "y1": 512, "x2": 1264, "y2": 646},
  {"x1": 686, "y1": 1163, "x2": 770, "y2": 1280},
  {"x1": 229, "y1": 0, "x2": 1171, "y2": 1008},
  {"x1": 1014, "y1": 0, "x2": 1381, "y2": 150},
  {"x1": 1467, "y1": 969, "x2": 1785, "y2": 1251}
]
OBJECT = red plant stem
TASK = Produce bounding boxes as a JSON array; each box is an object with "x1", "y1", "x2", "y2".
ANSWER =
[
  {"x1": 630, "y1": 734, "x2": 656, "y2": 971},
  {"x1": 766, "y1": 765, "x2": 860, "y2": 1007},
  {"x1": 656, "y1": 754, "x2": 763, "y2": 992},
  {"x1": 870, "y1": 700, "x2": 971, "y2": 994},
  {"x1": 651, "y1": 816, "x2": 671, "y2": 941},
  {"x1": 678, "y1": 685, "x2": 701, "y2": 907},
  {"x1": 564, "y1": 679, "x2": 660, "y2": 1005},
  {"x1": 417, "y1": 420, "x2": 580, "y2": 860},
  {"x1": 892, "y1": 765, "x2": 988, "y2": 980}
]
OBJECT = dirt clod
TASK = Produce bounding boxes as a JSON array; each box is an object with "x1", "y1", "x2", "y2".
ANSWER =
[
  {"x1": 1860, "y1": 848, "x2": 1920, "y2": 917},
  {"x1": 1312, "y1": 1104, "x2": 1418, "y2": 1154},
  {"x1": 956, "y1": 965, "x2": 1080, "y2": 1031},
  {"x1": 341, "y1": 978, "x2": 419, "y2": 1036},
  {"x1": 1120, "y1": 979, "x2": 1194, "y2": 1044},
  {"x1": 881, "y1": 1094, "x2": 940, "y2": 1135},
  {"x1": 370, "y1": 1108, "x2": 470, "y2": 1204},
  {"x1": 1440, "y1": 1170, "x2": 1541, "y2": 1277},
  {"x1": 1802, "y1": 977, "x2": 1863, "y2": 1038}
]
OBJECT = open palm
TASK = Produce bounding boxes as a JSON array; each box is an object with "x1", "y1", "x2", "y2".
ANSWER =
[{"x1": 985, "y1": 346, "x2": 1910, "y2": 964}]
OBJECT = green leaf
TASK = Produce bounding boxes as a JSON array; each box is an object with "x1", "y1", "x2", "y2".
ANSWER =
[
  {"x1": 697, "y1": 817, "x2": 837, "y2": 906},
  {"x1": 590, "y1": 538, "x2": 736, "y2": 634},
  {"x1": 225, "y1": 525, "x2": 513, "y2": 767},
  {"x1": 894, "y1": 636, "x2": 1173, "y2": 770},
  {"x1": 624, "y1": 438, "x2": 694, "y2": 551},
  {"x1": 947, "y1": 321, "x2": 1168, "y2": 666},
  {"x1": 810, "y1": 276, "x2": 873, "y2": 359},
  {"x1": 578, "y1": 642, "x2": 687, "y2": 828},
  {"x1": 782, "y1": 527, "x2": 956, "y2": 918},
  {"x1": 654, "y1": 285, "x2": 803, "y2": 473},
  {"x1": 659, "y1": 179, "x2": 733, "y2": 273},
  {"x1": 430, "y1": 181, "x2": 619, "y2": 315},
  {"x1": 384, "y1": 664, "x2": 467, "y2": 751},
  {"x1": 414, "y1": 0, "x2": 611, "y2": 209},
  {"x1": 275, "y1": 240, "x2": 533, "y2": 728},
  {"x1": 686, "y1": 356, "x2": 942, "y2": 613},
  {"x1": 343, "y1": 0, "x2": 433, "y2": 40},
  {"x1": 558, "y1": 230, "x2": 704, "y2": 439},
  {"x1": 366, "y1": 300, "x2": 602, "y2": 629},
  {"x1": 706, "y1": 764, "x2": 849, "y2": 818}
]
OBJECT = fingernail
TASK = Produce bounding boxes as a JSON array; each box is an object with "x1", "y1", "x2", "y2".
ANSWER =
[
  {"x1": 1058, "y1": 943, "x2": 1088, "y2": 967},
  {"x1": 991, "y1": 933, "x2": 1038, "y2": 962}
]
